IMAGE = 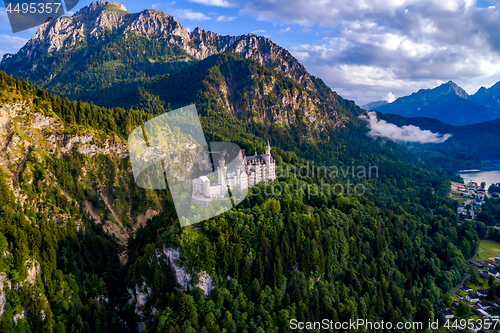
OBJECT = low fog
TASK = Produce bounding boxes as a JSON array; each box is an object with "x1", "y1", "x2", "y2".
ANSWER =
[{"x1": 360, "y1": 112, "x2": 452, "y2": 144}]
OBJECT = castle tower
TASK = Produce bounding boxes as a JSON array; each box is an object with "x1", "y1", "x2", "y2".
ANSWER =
[
  {"x1": 264, "y1": 138, "x2": 271, "y2": 163},
  {"x1": 218, "y1": 157, "x2": 227, "y2": 195},
  {"x1": 264, "y1": 138, "x2": 271, "y2": 181}
]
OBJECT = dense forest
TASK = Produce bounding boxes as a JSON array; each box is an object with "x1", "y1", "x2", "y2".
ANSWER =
[
  {"x1": 123, "y1": 161, "x2": 478, "y2": 332},
  {"x1": 477, "y1": 198, "x2": 500, "y2": 226},
  {"x1": 0, "y1": 71, "x2": 158, "y2": 332},
  {"x1": 0, "y1": 62, "x2": 481, "y2": 333},
  {"x1": 489, "y1": 183, "x2": 500, "y2": 194}
]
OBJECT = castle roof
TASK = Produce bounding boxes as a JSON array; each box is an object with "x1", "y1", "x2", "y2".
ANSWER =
[
  {"x1": 246, "y1": 155, "x2": 264, "y2": 163},
  {"x1": 245, "y1": 155, "x2": 275, "y2": 165}
]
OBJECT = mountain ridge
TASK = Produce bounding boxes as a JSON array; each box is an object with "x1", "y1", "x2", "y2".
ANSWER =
[
  {"x1": 472, "y1": 81, "x2": 500, "y2": 109},
  {"x1": 0, "y1": 0, "x2": 319, "y2": 96},
  {"x1": 375, "y1": 111, "x2": 500, "y2": 162}
]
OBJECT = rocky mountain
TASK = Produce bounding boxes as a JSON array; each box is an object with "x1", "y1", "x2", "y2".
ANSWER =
[
  {"x1": 0, "y1": 0, "x2": 317, "y2": 96},
  {"x1": 78, "y1": 53, "x2": 348, "y2": 147},
  {"x1": 471, "y1": 81, "x2": 500, "y2": 109},
  {"x1": 370, "y1": 81, "x2": 500, "y2": 125}
]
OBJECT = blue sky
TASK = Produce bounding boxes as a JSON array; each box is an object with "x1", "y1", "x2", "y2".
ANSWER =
[{"x1": 1, "y1": 0, "x2": 500, "y2": 105}]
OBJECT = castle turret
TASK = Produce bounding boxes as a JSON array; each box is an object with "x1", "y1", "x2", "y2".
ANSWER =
[
  {"x1": 265, "y1": 138, "x2": 271, "y2": 156},
  {"x1": 264, "y1": 138, "x2": 271, "y2": 166},
  {"x1": 265, "y1": 139, "x2": 275, "y2": 182},
  {"x1": 218, "y1": 157, "x2": 227, "y2": 195}
]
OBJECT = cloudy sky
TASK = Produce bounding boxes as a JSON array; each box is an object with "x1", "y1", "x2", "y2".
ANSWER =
[{"x1": 1, "y1": 0, "x2": 500, "y2": 105}]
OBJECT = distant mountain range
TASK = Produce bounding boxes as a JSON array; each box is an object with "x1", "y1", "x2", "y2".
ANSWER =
[
  {"x1": 361, "y1": 100, "x2": 388, "y2": 110},
  {"x1": 367, "y1": 81, "x2": 500, "y2": 125},
  {"x1": 376, "y1": 112, "x2": 500, "y2": 162}
]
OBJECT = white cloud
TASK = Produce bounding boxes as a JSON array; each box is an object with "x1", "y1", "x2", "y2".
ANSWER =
[
  {"x1": 216, "y1": 15, "x2": 236, "y2": 22},
  {"x1": 0, "y1": 34, "x2": 28, "y2": 48},
  {"x1": 244, "y1": 0, "x2": 475, "y2": 28},
  {"x1": 279, "y1": 26, "x2": 291, "y2": 33},
  {"x1": 188, "y1": 0, "x2": 237, "y2": 8},
  {"x1": 173, "y1": 9, "x2": 212, "y2": 20},
  {"x1": 152, "y1": 1, "x2": 175, "y2": 8},
  {"x1": 383, "y1": 92, "x2": 396, "y2": 103},
  {"x1": 360, "y1": 111, "x2": 452, "y2": 143}
]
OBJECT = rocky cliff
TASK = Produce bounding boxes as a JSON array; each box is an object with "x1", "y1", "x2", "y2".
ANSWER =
[{"x1": 0, "y1": 78, "x2": 161, "y2": 252}]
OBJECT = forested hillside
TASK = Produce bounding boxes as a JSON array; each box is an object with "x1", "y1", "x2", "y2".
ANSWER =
[
  {"x1": 0, "y1": 2, "x2": 485, "y2": 331},
  {"x1": 0, "y1": 68, "x2": 480, "y2": 332},
  {"x1": 0, "y1": 71, "x2": 167, "y2": 331},
  {"x1": 76, "y1": 53, "x2": 350, "y2": 152}
]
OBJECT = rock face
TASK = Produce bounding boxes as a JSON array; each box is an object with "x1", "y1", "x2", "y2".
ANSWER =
[
  {"x1": 0, "y1": 259, "x2": 42, "y2": 319},
  {"x1": 1, "y1": 1, "x2": 317, "y2": 94},
  {"x1": 161, "y1": 248, "x2": 192, "y2": 291},
  {"x1": 0, "y1": 273, "x2": 11, "y2": 317},
  {"x1": 0, "y1": 100, "x2": 126, "y2": 174},
  {"x1": 158, "y1": 247, "x2": 214, "y2": 296},
  {"x1": 126, "y1": 246, "x2": 214, "y2": 328},
  {"x1": 17, "y1": 1, "x2": 132, "y2": 58}
]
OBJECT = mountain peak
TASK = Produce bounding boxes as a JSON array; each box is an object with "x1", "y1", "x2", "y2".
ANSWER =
[
  {"x1": 372, "y1": 80, "x2": 500, "y2": 125},
  {"x1": 407, "y1": 80, "x2": 469, "y2": 101},
  {"x1": 436, "y1": 80, "x2": 469, "y2": 99},
  {"x1": 471, "y1": 80, "x2": 500, "y2": 109},
  {"x1": 76, "y1": 1, "x2": 127, "y2": 15}
]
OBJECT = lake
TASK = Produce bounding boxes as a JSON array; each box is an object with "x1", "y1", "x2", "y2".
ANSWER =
[{"x1": 457, "y1": 162, "x2": 500, "y2": 190}]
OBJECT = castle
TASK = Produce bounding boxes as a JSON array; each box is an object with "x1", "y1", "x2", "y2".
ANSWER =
[
  {"x1": 192, "y1": 140, "x2": 276, "y2": 199},
  {"x1": 245, "y1": 139, "x2": 276, "y2": 187}
]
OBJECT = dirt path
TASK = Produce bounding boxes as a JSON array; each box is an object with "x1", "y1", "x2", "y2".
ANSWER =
[
  {"x1": 84, "y1": 198, "x2": 129, "y2": 251},
  {"x1": 14, "y1": 146, "x2": 30, "y2": 179},
  {"x1": 136, "y1": 209, "x2": 159, "y2": 228},
  {"x1": 451, "y1": 274, "x2": 469, "y2": 296},
  {"x1": 84, "y1": 200, "x2": 101, "y2": 222},
  {"x1": 101, "y1": 194, "x2": 122, "y2": 227}
]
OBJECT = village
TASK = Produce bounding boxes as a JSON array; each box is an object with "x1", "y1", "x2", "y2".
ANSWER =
[
  {"x1": 451, "y1": 181, "x2": 499, "y2": 221},
  {"x1": 436, "y1": 182, "x2": 500, "y2": 332},
  {"x1": 439, "y1": 248, "x2": 500, "y2": 333}
]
